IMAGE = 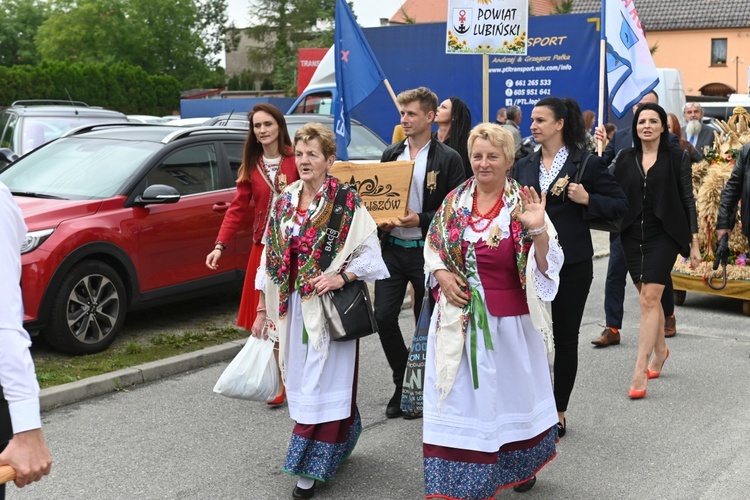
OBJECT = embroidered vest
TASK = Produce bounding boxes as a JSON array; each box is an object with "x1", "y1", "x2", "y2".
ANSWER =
[{"x1": 463, "y1": 237, "x2": 529, "y2": 317}]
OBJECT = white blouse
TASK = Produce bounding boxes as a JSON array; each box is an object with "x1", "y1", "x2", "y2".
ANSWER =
[{"x1": 538, "y1": 146, "x2": 570, "y2": 193}]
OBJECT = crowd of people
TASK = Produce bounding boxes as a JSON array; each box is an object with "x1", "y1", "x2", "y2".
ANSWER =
[
  {"x1": 5, "y1": 83, "x2": 747, "y2": 500},
  {"x1": 197, "y1": 89, "x2": 722, "y2": 499}
]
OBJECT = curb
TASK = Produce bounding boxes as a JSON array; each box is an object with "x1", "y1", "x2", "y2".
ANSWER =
[
  {"x1": 39, "y1": 339, "x2": 247, "y2": 411},
  {"x1": 39, "y1": 247, "x2": 613, "y2": 411}
]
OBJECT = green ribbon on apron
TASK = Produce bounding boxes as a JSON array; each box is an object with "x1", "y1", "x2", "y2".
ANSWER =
[{"x1": 468, "y1": 286, "x2": 493, "y2": 389}]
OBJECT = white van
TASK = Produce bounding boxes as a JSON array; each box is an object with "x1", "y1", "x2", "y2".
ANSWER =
[
  {"x1": 699, "y1": 94, "x2": 750, "y2": 122},
  {"x1": 654, "y1": 68, "x2": 686, "y2": 121}
]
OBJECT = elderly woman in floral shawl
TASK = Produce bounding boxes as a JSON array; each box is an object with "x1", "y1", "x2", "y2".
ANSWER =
[
  {"x1": 255, "y1": 123, "x2": 388, "y2": 499},
  {"x1": 422, "y1": 123, "x2": 564, "y2": 498}
]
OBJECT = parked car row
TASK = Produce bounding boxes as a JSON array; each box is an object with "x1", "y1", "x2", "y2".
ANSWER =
[
  {"x1": 0, "y1": 100, "x2": 128, "y2": 165},
  {"x1": 0, "y1": 110, "x2": 388, "y2": 354}
]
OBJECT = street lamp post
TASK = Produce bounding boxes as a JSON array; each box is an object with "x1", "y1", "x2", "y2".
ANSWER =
[{"x1": 731, "y1": 56, "x2": 744, "y2": 94}]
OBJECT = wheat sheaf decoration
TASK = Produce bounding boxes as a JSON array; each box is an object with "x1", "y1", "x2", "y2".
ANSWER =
[{"x1": 673, "y1": 106, "x2": 750, "y2": 281}]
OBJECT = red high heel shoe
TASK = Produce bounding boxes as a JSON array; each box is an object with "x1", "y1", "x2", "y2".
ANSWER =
[
  {"x1": 647, "y1": 348, "x2": 670, "y2": 379},
  {"x1": 628, "y1": 387, "x2": 647, "y2": 399},
  {"x1": 267, "y1": 386, "x2": 286, "y2": 406}
]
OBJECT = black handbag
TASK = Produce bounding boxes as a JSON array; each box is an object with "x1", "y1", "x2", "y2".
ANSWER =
[
  {"x1": 575, "y1": 151, "x2": 623, "y2": 233},
  {"x1": 318, "y1": 185, "x2": 378, "y2": 342}
]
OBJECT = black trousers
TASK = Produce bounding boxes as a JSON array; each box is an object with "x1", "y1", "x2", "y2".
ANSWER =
[
  {"x1": 552, "y1": 259, "x2": 594, "y2": 413},
  {"x1": 374, "y1": 243, "x2": 426, "y2": 389}
]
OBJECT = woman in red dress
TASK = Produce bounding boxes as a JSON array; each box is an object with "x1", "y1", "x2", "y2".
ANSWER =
[{"x1": 206, "y1": 103, "x2": 298, "y2": 405}]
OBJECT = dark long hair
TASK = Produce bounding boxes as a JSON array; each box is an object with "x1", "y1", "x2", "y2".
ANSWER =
[
  {"x1": 535, "y1": 97, "x2": 587, "y2": 150},
  {"x1": 443, "y1": 97, "x2": 472, "y2": 174},
  {"x1": 631, "y1": 103, "x2": 670, "y2": 152},
  {"x1": 667, "y1": 112, "x2": 692, "y2": 151},
  {"x1": 237, "y1": 103, "x2": 293, "y2": 182}
]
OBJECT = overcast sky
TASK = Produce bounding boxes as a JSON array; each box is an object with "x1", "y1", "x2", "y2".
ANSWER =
[{"x1": 226, "y1": 0, "x2": 405, "y2": 28}]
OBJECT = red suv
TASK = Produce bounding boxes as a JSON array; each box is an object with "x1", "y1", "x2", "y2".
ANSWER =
[{"x1": 0, "y1": 124, "x2": 253, "y2": 354}]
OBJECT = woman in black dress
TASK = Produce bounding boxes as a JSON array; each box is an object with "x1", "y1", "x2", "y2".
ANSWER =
[{"x1": 611, "y1": 103, "x2": 701, "y2": 399}]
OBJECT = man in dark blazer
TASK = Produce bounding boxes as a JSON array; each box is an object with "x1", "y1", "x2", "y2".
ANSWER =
[
  {"x1": 682, "y1": 102, "x2": 715, "y2": 156},
  {"x1": 717, "y1": 142, "x2": 750, "y2": 248},
  {"x1": 375, "y1": 87, "x2": 465, "y2": 419},
  {"x1": 592, "y1": 91, "x2": 682, "y2": 347}
]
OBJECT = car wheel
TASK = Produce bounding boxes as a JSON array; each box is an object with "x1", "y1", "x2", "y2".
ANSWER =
[{"x1": 43, "y1": 261, "x2": 127, "y2": 354}]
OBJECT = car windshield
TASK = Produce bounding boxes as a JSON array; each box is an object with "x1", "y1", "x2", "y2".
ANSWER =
[
  {"x1": 0, "y1": 137, "x2": 160, "y2": 199},
  {"x1": 20, "y1": 116, "x2": 125, "y2": 156},
  {"x1": 285, "y1": 122, "x2": 385, "y2": 161}
]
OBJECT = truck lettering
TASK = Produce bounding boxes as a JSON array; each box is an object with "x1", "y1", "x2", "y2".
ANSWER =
[
  {"x1": 335, "y1": 108, "x2": 346, "y2": 138},
  {"x1": 527, "y1": 36, "x2": 568, "y2": 47}
]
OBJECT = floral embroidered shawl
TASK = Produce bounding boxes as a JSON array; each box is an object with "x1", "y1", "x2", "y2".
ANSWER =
[
  {"x1": 264, "y1": 175, "x2": 376, "y2": 373},
  {"x1": 424, "y1": 176, "x2": 557, "y2": 408}
]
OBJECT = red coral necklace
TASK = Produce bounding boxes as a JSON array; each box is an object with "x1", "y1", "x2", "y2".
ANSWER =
[
  {"x1": 469, "y1": 191, "x2": 504, "y2": 232},
  {"x1": 295, "y1": 206, "x2": 308, "y2": 225}
]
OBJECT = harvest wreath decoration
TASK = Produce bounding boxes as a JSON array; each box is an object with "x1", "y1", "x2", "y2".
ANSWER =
[{"x1": 672, "y1": 106, "x2": 750, "y2": 281}]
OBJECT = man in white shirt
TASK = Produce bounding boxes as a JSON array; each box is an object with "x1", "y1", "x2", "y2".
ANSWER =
[
  {"x1": 0, "y1": 181, "x2": 52, "y2": 496},
  {"x1": 376, "y1": 87, "x2": 465, "y2": 418}
]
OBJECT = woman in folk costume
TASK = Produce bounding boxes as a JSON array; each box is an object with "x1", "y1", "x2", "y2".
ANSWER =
[
  {"x1": 256, "y1": 123, "x2": 388, "y2": 499},
  {"x1": 422, "y1": 124, "x2": 563, "y2": 498},
  {"x1": 206, "y1": 103, "x2": 298, "y2": 405}
]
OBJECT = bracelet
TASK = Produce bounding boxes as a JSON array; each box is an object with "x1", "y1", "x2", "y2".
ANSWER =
[
  {"x1": 214, "y1": 246, "x2": 224, "y2": 252},
  {"x1": 214, "y1": 241, "x2": 226, "y2": 250},
  {"x1": 256, "y1": 307, "x2": 267, "y2": 313},
  {"x1": 340, "y1": 272, "x2": 351, "y2": 284},
  {"x1": 527, "y1": 223, "x2": 547, "y2": 236}
]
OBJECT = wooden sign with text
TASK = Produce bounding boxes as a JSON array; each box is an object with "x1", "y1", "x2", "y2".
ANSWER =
[{"x1": 330, "y1": 161, "x2": 414, "y2": 224}]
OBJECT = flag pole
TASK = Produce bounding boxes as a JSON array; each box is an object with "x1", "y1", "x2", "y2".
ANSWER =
[
  {"x1": 596, "y1": 5, "x2": 606, "y2": 156},
  {"x1": 383, "y1": 78, "x2": 399, "y2": 110},
  {"x1": 483, "y1": 53, "x2": 489, "y2": 123}
]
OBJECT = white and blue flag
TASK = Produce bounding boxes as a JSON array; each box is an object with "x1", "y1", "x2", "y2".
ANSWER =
[{"x1": 603, "y1": 0, "x2": 659, "y2": 118}]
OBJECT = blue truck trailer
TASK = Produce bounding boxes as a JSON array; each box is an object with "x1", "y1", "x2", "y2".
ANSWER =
[{"x1": 289, "y1": 13, "x2": 601, "y2": 141}]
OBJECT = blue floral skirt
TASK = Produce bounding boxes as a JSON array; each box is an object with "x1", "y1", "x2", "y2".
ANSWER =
[
  {"x1": 282, "y1": 408, "x2": 362, "y2": 481},
  {"x1": 424, "y1": 426, "x2": 557, "y2": 500}
]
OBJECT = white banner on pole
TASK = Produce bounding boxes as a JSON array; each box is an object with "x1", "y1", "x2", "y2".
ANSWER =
[{"x1": 446, "y1": 0, "x2": 529, "y2": 55}]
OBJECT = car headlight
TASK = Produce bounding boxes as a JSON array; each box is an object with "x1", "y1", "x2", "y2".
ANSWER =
[{"x1": 21, "y1": 228, "x2": 55, "y2": 254}]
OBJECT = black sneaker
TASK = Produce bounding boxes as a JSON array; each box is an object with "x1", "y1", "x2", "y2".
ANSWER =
[
  {"x1": 513, "y1": 476, "x2": 536, "y2": 493},
  {"x1": 385, "y1": 389, "x2": 403, "y2": 418}
]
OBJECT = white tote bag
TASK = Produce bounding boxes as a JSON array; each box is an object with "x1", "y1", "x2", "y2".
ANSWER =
[{"x1": 213, "y1": 336, "x2": 279, "y2": 401}]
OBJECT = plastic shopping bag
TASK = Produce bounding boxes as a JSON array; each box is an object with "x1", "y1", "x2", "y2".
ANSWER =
[
  {"x1": 213, "y1": 335, "x2": 279, "y2": 402},
  {"x1": 401, "y1": 295, "x2": 431, "y2": 418}
]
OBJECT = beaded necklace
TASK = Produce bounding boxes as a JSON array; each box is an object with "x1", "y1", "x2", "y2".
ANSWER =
[
  {"x1": 295, "y1": 205, "x2": 307, "y2": 225},
  {"x1": 469, "y1": 190, "x2": 505, "y2": 232}
]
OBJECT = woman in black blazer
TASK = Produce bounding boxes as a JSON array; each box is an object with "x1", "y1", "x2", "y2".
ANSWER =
[
  {"x1": 611, "y1": 103, "x2": 700, "y2": 399},
  {"x1": 512, "y1": 97, "x2": 627, "y2": 436}
]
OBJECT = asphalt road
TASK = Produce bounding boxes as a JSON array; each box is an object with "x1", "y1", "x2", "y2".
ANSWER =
[{"x1": 10, "y1": 254, "x2": 750, "y2": 500}]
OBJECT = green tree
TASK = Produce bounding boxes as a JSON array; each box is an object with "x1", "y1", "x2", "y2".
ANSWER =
[
  {"x1": 0, "y1": 0, "x2": 49, "y2": 66},
  {"x1": 35, "y1": 0, "x2": 230, "y2": 88},
  {"x1": 244, "y1": 0, "x2": 340, "y2": 95},
  {"x1": 553, "y1": 0, "x2": 574, "y2": 15}
]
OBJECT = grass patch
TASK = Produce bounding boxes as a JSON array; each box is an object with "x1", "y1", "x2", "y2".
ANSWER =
[{"x1": 33, "y1": 326, "x2": 246, "y2": 389}]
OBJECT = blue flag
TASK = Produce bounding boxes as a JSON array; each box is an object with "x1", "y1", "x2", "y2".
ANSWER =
[
  {"x1": 333, "y1": 0, "x2": 386, "y2": 160},
  {"x1": 603, "y1": 0, "x2": 659, "y2": 118}
]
